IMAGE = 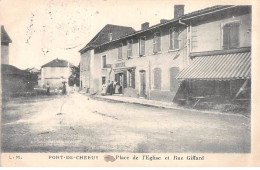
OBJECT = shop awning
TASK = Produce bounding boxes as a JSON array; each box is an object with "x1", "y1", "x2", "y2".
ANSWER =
[{"x1": 177, "y1": 49, "x2": 251, "y2": 80}]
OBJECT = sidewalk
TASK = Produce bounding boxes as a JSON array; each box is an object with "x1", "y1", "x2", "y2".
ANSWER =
[
  {"x1": 95, "y1": 94, "x2": 179, "y2": 109},
  {"x1": 89, "y1": 94, "x2": 249, "y2": 119}
]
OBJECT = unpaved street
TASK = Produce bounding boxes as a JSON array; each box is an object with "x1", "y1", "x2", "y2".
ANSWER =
[{"x1": 1, "y1": 93, "x2": 250, "y2": 153}]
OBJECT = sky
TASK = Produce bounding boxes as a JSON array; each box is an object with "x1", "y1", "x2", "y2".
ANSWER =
[{"x1": 0, "y1": 0, "x2": 249, "y2": 70}]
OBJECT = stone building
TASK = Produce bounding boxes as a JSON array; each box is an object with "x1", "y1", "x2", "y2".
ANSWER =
[{"x1": 79, "y1": 5, "x2": 251, "y2": 102}]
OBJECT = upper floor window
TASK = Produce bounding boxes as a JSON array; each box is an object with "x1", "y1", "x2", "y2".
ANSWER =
[
  {"x1": 118, "y1": 43, "x2": 123, "y2": 60},
  {"x1": 169, "y1": 28, "x2": 179, "y2": 50},
  {"x1": 127, "y1": 39, "x2": 133, "y2": 58},
  {"x1": 102, "y1": 55, "x2": 106, "y2": 68},
  {"x1": 153, "y1": 68, "x2": 161, "y2": 90},
  {"x1": 223, "y1": 22, "x2": 240, "y2": 50},
  {"x1": 153, "y1": 32, "x2": 161, "y2": 53},
  {"x1": 139, "y1": 36, "x2": 146, "y2": 56}
]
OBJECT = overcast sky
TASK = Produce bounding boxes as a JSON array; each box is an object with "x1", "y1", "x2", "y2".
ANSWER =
[{"x1": 0, "y1": 0, "x2": 249, "y2": 69}]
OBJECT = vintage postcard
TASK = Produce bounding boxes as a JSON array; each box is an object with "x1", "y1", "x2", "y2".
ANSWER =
[{"x1": 0, "y1": 0, "x2": 259, "y2": 167}]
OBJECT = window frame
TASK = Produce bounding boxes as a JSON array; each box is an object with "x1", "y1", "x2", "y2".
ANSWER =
[
  {"x1": 153, "y1": 32, "x2": 162, "y2": 54},
  {"x1": 169, "y1": 27, "x2": 180, "y2": 51},
  {"x1": 102, "y1": 55, "x2": 107, "y2": 68},
  {"x1": 153, "y1": 67, "x2": 162, "y2": 90},
  {"x1": 118, "y1": 43, "x2": 123, "y2": 60},
  {"x1": 139, "y1": 36, "x2": 146, "y2": 57},
  {"x1": 221, "y1": 20, "x2": 240, "y2": 50},
  {"x1": 127, "y1": 39, "x2": 133, "y2": 59}
]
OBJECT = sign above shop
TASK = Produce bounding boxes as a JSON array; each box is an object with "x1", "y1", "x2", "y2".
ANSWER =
[{"x1": 115, "y1": 62, "x2": 125, "y2": 68}]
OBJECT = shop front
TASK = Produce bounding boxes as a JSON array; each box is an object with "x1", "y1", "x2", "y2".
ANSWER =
[
  {"x1": 113, "y1": 61, "x2": 136, "y2": 95},
  {"x1": 176, "y1": 48, "x2": 251, "y2": 106}
]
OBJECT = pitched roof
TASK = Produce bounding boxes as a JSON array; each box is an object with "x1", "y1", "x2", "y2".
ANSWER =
[
  {"x1": 1, "y1": 26, "x2": 12, "y2": 43},
  {"x1": 1, "y1": 64, "x2": 30, "y2": 76},
  {"x1": 79, "y1": 24, "x2": 135, "y2": 53},
  {"x1": 85, "y1": 5, "x2": 243, "y2": 49},
  {"x1": 41, "y1": 58, "x2": 74, "y2": 68}
]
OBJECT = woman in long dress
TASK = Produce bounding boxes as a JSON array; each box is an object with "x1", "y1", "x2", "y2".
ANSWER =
[{"x1": 101, "y1": 83, "x2": 107, "y2": 96}]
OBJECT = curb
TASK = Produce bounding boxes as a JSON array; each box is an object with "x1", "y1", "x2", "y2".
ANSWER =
[{"x1": 88, "y1": 94, "x2": 250, "y2": 120}]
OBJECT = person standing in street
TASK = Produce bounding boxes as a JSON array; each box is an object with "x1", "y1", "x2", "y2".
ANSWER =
[
  {"x1": 46, "y1": 82, "x2": 50, "y2": 95},
  {"x1": 62, "y1": 82, "x2": 67, "y2": 95}
]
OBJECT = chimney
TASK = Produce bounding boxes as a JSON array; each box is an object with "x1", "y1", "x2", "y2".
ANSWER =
[
  {"x1": 141, "y1": 22, "x2": 149, "y2": 30},
  {"x1": 174, "y1": 5, "x2": 184, "y2": 19},
  {"x1": 160, "y1": 19, "x2": 168, "y2": 24}
]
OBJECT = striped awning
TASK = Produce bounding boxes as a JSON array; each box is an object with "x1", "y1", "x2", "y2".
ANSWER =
[{"x1": 177, "y1": 51, "x2": 251, "y2": 80}]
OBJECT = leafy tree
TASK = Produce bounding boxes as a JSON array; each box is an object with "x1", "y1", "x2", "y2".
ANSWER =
[{"x1": 69, "y1": 64, "x2": 80, "y2": 86}]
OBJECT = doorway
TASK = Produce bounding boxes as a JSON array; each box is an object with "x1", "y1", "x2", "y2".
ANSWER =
[{"x1": 140, "y1": 70, "x2": 146, "y2": 98}]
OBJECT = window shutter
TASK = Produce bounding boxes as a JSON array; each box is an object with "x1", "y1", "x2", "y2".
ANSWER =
[
  {"x1": 123, "y1": 71, "x2": 127, "y2": 88},
  {"x1": 131, "y1": 69, "x2": 135, "y2": 88},
  {"x1": 174, "y1": 30, "x2": 179, "y2": 49},
  {"x1": 118, "y1": 45, "x2": 122, "y2": 59},
  {"x1": 170, "y1": 67, "x2": 180, "y2": 92},
  {"x1": 169, "y1": 29, "x2": 174, "y2": 50},
  {"x1": 127, "y1": 40, "x2": 132, "y2": 58},
  {"x1": 157, "y1": 33, "x2": 161, "y2": 52},
  {"x1": 154, "y1": 68, "x2": 161, "y2": 90},
  {"x1": 229, "y1": 22, "x2": 240, "y2": 49},
  {"x1": 140, "y1": 37, "x2": 145, "y2": 56},
  {"x1": 223, "y1": 24, "x2": 229, "y2": 49},
  {"x1": 153, "y1": 35, "x2": 157, "y2": 53}
]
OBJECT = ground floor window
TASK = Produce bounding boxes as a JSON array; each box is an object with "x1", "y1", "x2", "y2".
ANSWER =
[{"x1": 128, "y1": 69, "x2": 135, "y2": 88}]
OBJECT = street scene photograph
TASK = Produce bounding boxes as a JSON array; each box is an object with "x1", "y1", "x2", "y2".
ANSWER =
[{"x1": 1, "y1": 0, "x2": 251, "y2": 153}]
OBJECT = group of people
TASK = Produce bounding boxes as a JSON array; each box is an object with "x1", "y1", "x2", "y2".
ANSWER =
[
  {"x1": 101, "y1": 80, "x2": 122, "y2": 96},
  {"x1": 46, "y1": 82, "x2": 67, "y2": 95}
]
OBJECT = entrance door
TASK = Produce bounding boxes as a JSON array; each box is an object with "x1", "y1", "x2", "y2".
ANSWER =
[{"x1": 140, "y1": 70, "x2": 146, "y2": 97}]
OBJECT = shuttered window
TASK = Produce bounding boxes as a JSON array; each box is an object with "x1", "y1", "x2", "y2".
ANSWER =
[
  {"x1": 118, "y1": 44, "x2": 123, "y2": 60},
  {"x1": 153, "y1": 68, "x2": 161, "y2": 90},
  {"x1": 170, "y1": 67, "x2": 180, "y2": 92},
  {"x1": 123, "y1": 71, "x2": 127, "y2": 88},
  {"x1": 223, "y1": 22, "x2": 240, "y2": 50},
  {"x1": 128, "y1": 69, "x2": 135, "y2": 88},
  {"x1": 102, "y1": 55, "x2": 106, "y2": 68},
  {"x1": 169, "y1": 28, "x2": 179, "y2": 50},
  {"x1": 139, "y1": 36, "x2": 146, "y2": 56},
  {"x1": 153, "y1": 32, "x2": 161, "y2": 53},
  {"x1": 127, "y1": 40, "x2": 133, "y2": 58}
]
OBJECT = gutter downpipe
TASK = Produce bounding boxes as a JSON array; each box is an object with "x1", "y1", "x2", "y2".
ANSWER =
[{"x1": 148, "y1": 59, "x2": 151, "y2": 100}]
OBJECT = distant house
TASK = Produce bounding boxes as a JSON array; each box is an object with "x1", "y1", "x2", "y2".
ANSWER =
[
  {"x1": 1, "y1": 25, "x2": 12, "y2": 65},
  {"x1": 41, "y1": 58, "x2": 74, "y2": 88}
]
